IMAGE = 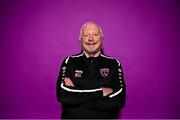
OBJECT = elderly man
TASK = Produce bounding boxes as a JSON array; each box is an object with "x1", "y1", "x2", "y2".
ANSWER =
[{"x1": 56, "y1": 22, "x2": 126, "y2": 119}]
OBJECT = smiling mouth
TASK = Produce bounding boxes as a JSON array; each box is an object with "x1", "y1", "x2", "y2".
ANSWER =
[{"x1": 86, "y1": 42, "x2": 96, "y2": 45}]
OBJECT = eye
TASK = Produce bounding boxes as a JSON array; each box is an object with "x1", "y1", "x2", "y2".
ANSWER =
[
  {"x1": 83, "y1": 34, "x2": 89, "y2": 37},
  {"x1": 94, "y1": 33, "x2": 99, "y2": 36}
]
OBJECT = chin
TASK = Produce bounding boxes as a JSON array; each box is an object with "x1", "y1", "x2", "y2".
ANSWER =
[
  {"x1": 86, "y1": 50, "x2": 95, "y2": 54},
  {"x1": 88, "y1": 49, "x2": 99, "y2": 55}
]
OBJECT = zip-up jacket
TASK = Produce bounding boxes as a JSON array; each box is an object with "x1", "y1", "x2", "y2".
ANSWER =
[{"x1": 56, "y1": 53, "x2": 126, "y2": 119}]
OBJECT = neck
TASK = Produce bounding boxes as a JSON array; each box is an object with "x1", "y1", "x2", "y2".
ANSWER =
[{"x1": 84, "y1": 51, "x2": 101, "y2": 58}]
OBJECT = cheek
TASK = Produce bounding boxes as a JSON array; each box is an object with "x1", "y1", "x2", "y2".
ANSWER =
[
  {"x1": 93, "y1": 36, "x2": 99, "y2": 40},
  {"x1": 82, "y1": 42, "x2": 87, "y2": 48},
  {"x1": 97, "y1": 42, "x2": 101, "y2": 46},
  {"x1": 82, "y1": 38, "x2": 88, "y2": 43},
  {"x1": 95, "y1": 38, "x2": 101, "y2": 44},
  {"x1": 94, "y1": 41, "x2": 101, "y2": 48},
  {"x1": 81, "y1": 40, "x2": 86, "y2": 46},
  {"x1": 94, "y1": 36, "x2": 101, "y2": 42}
]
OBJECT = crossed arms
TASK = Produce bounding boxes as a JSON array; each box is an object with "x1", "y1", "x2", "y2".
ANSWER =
[{"x1": 56, "y1": 57, "x2": 126, "y2": 111}]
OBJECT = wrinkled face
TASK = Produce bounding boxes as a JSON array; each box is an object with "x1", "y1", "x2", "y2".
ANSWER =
[{"x1": 81, "y1": 23, "x2": 102, "y2": 55}]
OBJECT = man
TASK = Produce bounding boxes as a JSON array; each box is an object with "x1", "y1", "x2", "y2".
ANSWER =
[{"x1": 56, "y1": 22, "x2": 126, "y2": 119}]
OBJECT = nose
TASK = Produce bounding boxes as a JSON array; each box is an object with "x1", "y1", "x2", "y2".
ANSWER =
[{"x1": 88, "y1": 35, "x2": 94, "y2": 42}]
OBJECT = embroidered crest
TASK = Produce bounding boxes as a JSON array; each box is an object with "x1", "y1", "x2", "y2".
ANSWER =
[
  {"x1": 100, "y1": 68, "x2": 109, "y2": 77},
  {"x1": 75, "y1": 70, "x2": 83, "y2": 77}
]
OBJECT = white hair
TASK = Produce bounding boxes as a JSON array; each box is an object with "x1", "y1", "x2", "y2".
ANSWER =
[{"x1": 79, "y1": 22, "x2": 104, "y2": 41}]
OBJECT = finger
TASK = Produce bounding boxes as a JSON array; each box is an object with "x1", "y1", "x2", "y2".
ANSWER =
[
  {"x1": 102, "y1": 87, "x2": 113, "y2": 96},
  {"x1": 64, "y1": 78, "x2": 73, "y2": 86},
  {"x1": 67, "y1": 78, "x2": 75, "y2": 87},
  {"x1": 65, "y1": 78, "x2": 74, "y2": 87},
  {"x1": 64, "y1": 77, "x2": 69, "y2": 82},
  {"x1": 64, "y1": 79, "x2": 71, "y2": 86},
  {"x1": 67, "y1": 78, "x2": 74, "y2": 86}
]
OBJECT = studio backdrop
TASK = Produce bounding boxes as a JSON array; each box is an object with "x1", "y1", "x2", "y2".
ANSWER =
[{"x1": 0, "y1": 0, "x2": 180, "y2": 119}]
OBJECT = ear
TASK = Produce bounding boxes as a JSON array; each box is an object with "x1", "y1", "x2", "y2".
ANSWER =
[{"x1": 79, "y1": 36, "x2": 82, "y2": 41}]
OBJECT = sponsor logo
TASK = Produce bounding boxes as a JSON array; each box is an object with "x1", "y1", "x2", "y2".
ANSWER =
[{"x1": 75, "y1": 70, "x2": 83, "y2": 77}]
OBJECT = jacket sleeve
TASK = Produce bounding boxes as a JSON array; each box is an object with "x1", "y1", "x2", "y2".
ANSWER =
[
  {"x1": 82, "y1": 59, "x2": 126, "y2": 111},
  {"x1": 56, "y1": 56, "x2": 103, "y2": 105}
]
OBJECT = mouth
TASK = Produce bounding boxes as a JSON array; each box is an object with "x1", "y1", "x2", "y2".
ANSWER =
[{"x1": 85, "y1": 42, "x2": 96, "y2": 46}]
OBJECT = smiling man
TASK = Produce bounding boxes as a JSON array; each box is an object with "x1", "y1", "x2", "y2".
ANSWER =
[
  {"x1": 56, "y1": 22, "x2": 126, "y2": 119},
  {"x1": 80, "y1": 22, "x2": 102, "y2": 57}
]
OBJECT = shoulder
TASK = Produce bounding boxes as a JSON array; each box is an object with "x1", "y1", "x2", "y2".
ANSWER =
[
  {"x1": 63, "y1": 53, "x2": 84, "y2": 64},
  {"x1": 100, "y1": 54, "x2": 121, "y2": 66}
]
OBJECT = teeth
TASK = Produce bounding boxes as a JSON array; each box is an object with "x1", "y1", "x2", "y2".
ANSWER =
[{"x1": 86, "y1": 43, "x2": 96, "y2": 45}]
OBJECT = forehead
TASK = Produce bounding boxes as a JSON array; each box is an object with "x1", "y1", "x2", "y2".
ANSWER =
[{"x1": 83, "y1": 23, "x2": 100, "y2": 33}]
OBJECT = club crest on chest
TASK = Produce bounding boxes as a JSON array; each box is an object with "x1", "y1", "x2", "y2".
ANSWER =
[
  {"x1": 75, "y1": 70, "x2": 83, "y2": 77},
  {"x1": 100, "y1": 68, "x2": 109, "y2": 77}
]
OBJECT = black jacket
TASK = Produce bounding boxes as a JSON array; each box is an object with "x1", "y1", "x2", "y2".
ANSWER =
[{"x1": 56, "y1": 53, "x2": 126, "y2": 119}]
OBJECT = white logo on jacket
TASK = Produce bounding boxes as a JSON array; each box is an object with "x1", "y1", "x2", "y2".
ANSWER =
[{"x1": 75, "y1": 70, "x2": 83, "y2": 77}]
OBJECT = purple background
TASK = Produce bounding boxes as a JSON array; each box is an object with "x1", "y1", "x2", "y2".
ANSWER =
[{"x1": 0, "y1": 0, "x2": 180, "y2": 119}]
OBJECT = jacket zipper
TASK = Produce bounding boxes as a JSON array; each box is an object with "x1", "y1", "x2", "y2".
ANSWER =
[{"x1": 90, "y1": 59, "x2": 93, "y2": 79}]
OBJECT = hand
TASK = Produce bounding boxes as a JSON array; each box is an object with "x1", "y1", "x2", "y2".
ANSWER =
[
  {"x1": 102, "y1": 87, "x2": 113, "y2": 96},
  {"x1": 64, "y1": 77, "x2": 75, "y2": 87}
]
